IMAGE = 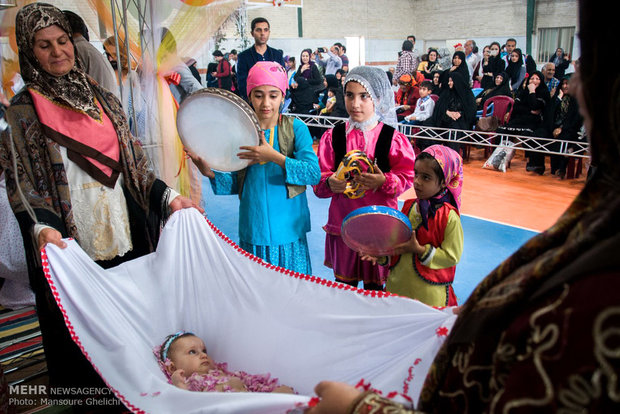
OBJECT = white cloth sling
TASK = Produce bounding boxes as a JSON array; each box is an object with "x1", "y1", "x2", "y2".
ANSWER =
[{"x1": 43, "y1": 208, "x2": 456, "y2": 413}]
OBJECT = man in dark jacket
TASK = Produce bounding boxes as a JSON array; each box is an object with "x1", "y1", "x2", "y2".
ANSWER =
[{"x1": 236, "y1": 17, "x2": 285, "y2": 99}]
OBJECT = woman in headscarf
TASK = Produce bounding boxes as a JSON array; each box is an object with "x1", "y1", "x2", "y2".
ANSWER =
[
  {"x1": 480, "y1": 41, "x2": 506, "y2": 90},
  {"x1": 550, "y1": 47, "x2": 571, "y2": 80},
  {"x1": 306, "y1": 1, "x2": 620, "y2": 411},
  {"x1": 546, "y1": 77, "x2": 583, "y2": 177},
  {"x1": 313, "y1": 66, "x2": 415, "y2": 291},
  {"x1": 440, "y1": 50, "x2": 470, "y2": 90},
  {"x1": 505, "y1": 47, "x2": 527, "y2": 91},
  {"x1": 0, "y1": 2, "x2": 199, "y2": 403},
  {"x1": 290, "y1": 48, "x2": 323, "y2": 114},
  {"x1": 428, "y1": 71, "x2": 477, "y2": 152},
  {"x1": 430, "y1": 70, "x2": 443, "y2": 96},
  {"x1": 475, "y1": 71, "x2": 511, "y2": 109},
  {"x1": 394, "y1": 73, "x2": 420, "y2": 122},
  {"x1": 419, "y1": 48, "x2": 441, "y2": 80},
  {"x1": 498, "y1": 71, "x2": 551, "y2": 174}
]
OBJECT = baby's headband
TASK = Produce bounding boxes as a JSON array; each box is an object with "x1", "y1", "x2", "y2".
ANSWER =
[{"x1": 160, "y1": 330, "x2": 194, "y2": 361}]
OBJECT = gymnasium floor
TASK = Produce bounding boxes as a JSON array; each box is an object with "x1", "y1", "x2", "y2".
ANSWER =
[{"x1": 201, "y1": 148, "x2": 586, "y2": 303}]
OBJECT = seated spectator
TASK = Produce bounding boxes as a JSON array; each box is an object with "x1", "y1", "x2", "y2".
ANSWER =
[
  {"x1": 505, "y1": 48, "x2": 526, "y2": 91},
  {"x1": 430, "y1": 70, "x2": 443, "y2": 95},
  {"x1": 395, "y1": 74, "x2": 420, "y2": 122},
  {"x1": 497, "y1": 71, "x2": 550, "y2": 174},
  {"x1": 419, "y1": 48, "x2": 442, "y2": 79},
  {"x1": 404, "y1": 80, "x2": 435, "y2": 125},
  {"x1": 290, "y1": 48, "x2": 323, "y2": 114},
  {"x1": 542, "y1": 62, "x2": 560, "y2": 96},
  {"x1": 546, "y1": 77, "x2": 583, "y2": 178},
  {"x1": 476, "y1": 72, "x2": 511, "y2": 110},
  {"x1": 480, "y1": 41, "x2": 505, "y2": 90},
  {"x1": 394, "y1": 40, "x2": 418, "y2": 82},
  {"x1": 550, "y1": 47, "x2": 571, "y2": 80},
  {"x1": 428, "y1": 71, "x2": 477, "y2": 151}
]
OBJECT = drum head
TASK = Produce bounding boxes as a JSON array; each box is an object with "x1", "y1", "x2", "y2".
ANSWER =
[
  {"x1": 341, "y1": 205, "x2": 412, "y2": 256},
  {"x1": 177, "y1": 88, "x2": 261, "y2": 172}
]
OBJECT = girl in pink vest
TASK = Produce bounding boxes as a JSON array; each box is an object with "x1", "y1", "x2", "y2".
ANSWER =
[{"x1": 365, "y1": 145, "x2": 463, "y2": 306}]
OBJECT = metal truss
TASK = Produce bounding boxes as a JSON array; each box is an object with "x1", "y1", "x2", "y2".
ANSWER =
[
  {"x1": 109, "y1": 0, "x2": 151, "y2": 137},
  {"x1": 289, "y1": 113, "x2": 589, "y2": 158}
]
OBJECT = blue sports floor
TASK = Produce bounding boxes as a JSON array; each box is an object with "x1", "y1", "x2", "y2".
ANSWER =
[{"x1": 201, "y1": 178, "x2": 537, "y2": 303}]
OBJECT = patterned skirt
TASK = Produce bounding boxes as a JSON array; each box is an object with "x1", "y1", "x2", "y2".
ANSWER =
[{"x1": 239, "y1": 235, "x2": 312, "y2": 275}]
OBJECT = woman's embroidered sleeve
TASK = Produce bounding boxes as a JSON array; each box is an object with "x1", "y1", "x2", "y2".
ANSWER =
[{"x1": 348, "y1": 391, "x2": 416, "y2": 414}]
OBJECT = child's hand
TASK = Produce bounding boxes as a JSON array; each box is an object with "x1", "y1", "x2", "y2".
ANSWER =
[
  {"x1": 273, "y1": 385, "x2": 295, "y2": 394},
  {"x1": 392, "y1": 231, "x2": 425, "y2": 256},
  {"x1": 238, "y1": 131, "x2": 285, "y2": 167},
  {"x1": 327, "y1": 174, "x2": 347, "y2": 193},
  {"x1": 356, "y1": 165, "x2": 386, "y2": 191},
  {"x1": 185, "y1": 148, "x2": 215, "y2": 178},
  {"x1": 227, "y1": 376, "x2": 248, "y2": 392},
  {"x1": 360, "y1": 254, "x2": 379, "y2": 265},
  {"x1": 171, "y1": 369, "x2": 189, "y2": 389}
]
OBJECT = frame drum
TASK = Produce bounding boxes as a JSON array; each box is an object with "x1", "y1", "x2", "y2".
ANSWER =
[
  {"x1": 177, "y1": 88, "x2": 261, "y2": 172},
  {"x1": 341, "y1": 205, "x2": 413, "y2": 256}
]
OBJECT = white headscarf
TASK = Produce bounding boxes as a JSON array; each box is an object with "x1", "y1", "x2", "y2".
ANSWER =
[{"x1": 344, "y1": 66, "x2": 398, "y2": 131}]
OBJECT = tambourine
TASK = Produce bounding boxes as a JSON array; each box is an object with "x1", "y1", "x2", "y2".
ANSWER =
[
  {"x1": 334, "y1": 150, "x2": 375, "y2": 199},
  {"x1": 176, "y1": 88, "x2": 261, "y2": 172},
  {"x1": 341, "y1": 205, "x2": 413, "y2": 256}
]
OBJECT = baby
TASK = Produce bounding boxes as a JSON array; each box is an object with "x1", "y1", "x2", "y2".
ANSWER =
[{"x1": 158, "y1": 331, "x2": 294, "y2": 393}]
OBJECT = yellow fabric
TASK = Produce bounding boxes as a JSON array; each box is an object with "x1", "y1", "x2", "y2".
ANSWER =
[{"x1": 386, "y1": 206, "x2": 463, "y2": 307}]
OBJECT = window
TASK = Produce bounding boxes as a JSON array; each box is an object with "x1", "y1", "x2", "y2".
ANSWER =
[{"x1": 538, "y1": 27, "x2": 575, "y2": 63}]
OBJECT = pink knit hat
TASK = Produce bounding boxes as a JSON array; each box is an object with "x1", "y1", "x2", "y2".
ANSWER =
[{"x1": 246, "y1": 61, "x2": 288, "y2": 96}]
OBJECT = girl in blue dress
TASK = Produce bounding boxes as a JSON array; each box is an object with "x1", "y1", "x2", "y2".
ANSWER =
[{"x1": 188, "y1": 62, "x2": 320, "y2": 274}]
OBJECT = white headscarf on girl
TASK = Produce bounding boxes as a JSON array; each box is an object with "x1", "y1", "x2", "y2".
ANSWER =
[{"x1": 344, "y1": 66, "x2": 398, "y2": 132}]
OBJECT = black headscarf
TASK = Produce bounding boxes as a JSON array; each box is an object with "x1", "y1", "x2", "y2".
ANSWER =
[
  {"x1": 431, "y1": 71, "x2": 477, "y2": 128},
  {"x1": 505, "y1": 48, "x2": 524, "y2": 86},
  {"x1": 430, "y1": 70, "x2": 443, "y2": 95},
  {"x1": 451, "y1": 51, "x2": 469, "y2": 82},
  {"x1": 478, "y1": 72, "x2": 512, "y2": 108},
  {"x1": 515, "y1": 70, "x2": 550, "y2": 103}
]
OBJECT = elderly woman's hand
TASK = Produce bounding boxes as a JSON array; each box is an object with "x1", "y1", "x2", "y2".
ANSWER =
[
  {"x1": 38, "y1": 228, "x2": 67, "y2": 251},
  {"x1": 170, "y1": 195, "x2": 204, "y2": 214}
]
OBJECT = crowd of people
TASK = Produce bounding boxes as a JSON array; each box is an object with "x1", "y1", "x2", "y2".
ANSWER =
[
  {"x1": 201, "y1": 19, "x2": 581, "y2": 178},
  {"x1": 1, "y1": 1, "x2": 614, "y2": 413}
]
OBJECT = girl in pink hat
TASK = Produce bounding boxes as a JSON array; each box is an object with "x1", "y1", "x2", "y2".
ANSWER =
[{"x1": 189, "y1": 61, "x2": 320, "y2": 274}]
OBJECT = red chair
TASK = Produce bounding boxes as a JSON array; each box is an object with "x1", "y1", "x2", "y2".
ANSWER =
[
  {"x1": 430, "y1": 94, "x2": 440, "y2": 103},
  {"x1": 481, "y1": 95, "x2": 514, "y2": 157}
]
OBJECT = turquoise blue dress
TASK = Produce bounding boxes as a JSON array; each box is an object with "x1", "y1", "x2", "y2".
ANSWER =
[{"x1": 210, "y1": 118, "x2": 320, "y2": 274}]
